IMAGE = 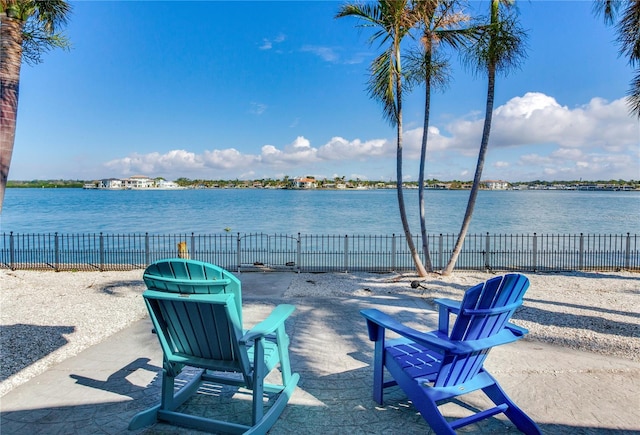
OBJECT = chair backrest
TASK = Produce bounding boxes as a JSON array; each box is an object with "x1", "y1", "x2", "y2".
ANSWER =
[
  {"x1": 143, "y1": 259, "x2": 243, "y2": 324},
  {"x1": 143, "y1": 289, "x2": 251, "y2": 376},
  {"x1": 436, "y1": 273, "x2": 529, "y2": 387}
]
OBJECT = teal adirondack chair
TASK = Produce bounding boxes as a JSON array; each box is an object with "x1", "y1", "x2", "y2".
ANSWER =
[
  {"x1": 129, "y1": 290, "x2": 299, "y2": 434},
  {"x1": 143, "y1": 258, "x2": 243, "y2": 324},
  {"x1": 361, "y1": 273, "x2": 542, "y2": 434}
]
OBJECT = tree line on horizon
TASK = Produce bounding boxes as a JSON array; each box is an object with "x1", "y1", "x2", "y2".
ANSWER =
[{"x1": 6, "y1": 178, "x2": 640, "y2": 189}]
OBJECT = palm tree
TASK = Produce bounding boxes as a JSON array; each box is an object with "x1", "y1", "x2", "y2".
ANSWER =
[
  {"x1": 407, "y1": 0, "x2": 473, "y2": 272},
  {"x1": 0, "y1": 0, "x2": 70, "y2": 213},
  {"x1": 594, "y1": 0, "x2": 640, "y2": 118},
  {"x1": 337, "y1": 0, "x2": 428, "y2": 276},
  {"x1": 441, "y1": 0, "x2": 526, "y2": 275}
]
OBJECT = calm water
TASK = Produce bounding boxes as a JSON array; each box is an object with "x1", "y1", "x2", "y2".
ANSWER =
[{"x1": 1, "y1": 188, "x2": 639, "y2": 235}]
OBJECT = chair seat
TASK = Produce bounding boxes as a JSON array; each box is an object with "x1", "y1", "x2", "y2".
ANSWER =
[{"x1": 386, "y1": 337, "x2": 442, "y2": 379}]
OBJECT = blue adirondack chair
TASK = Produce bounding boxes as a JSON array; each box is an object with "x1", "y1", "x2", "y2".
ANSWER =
[
  {"x1": 143, "y1": 258, "x2": 244, "y2": 324},
  {"x1": 129, "y1": 290, "x2": 299, "y2": 434},
  {"x1": 361, "y1": 273, "x2": 542, "y2": 434}
]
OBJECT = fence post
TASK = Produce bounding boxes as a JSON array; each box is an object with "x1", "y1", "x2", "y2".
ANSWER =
[
  {"x1": 439, "y1": 234, "x2": 444, "y2": 271},
  {"x1": 191, "y1": 233, "x2": 195, "y2": 260},
  {"x1": 9, "y1": 232, "x2": 15, "y2": 270},
  {"x1": 485, "y1": 232, "x2": 491, "y2": 270},
  {"x1": 579, "y1": 233, "x2": 585, "y2": 271},
  {"x1": 236, "y1": 233, "x2": 241, "y2": 272},
  {"x1": 99, "y1": 233, "x2": 105, "y2": 271},
  {"x1": 532, "y1": 233, "x2": 537, "y2": 272},
  {"x1": 54, "y1": 232, "x2": 60, "y2": 272},
  {"x1": 296, "y1": 233, "x2": 301, "y2": 273},
  {"x1": 391, "y1": 234, "x2": 396, "y2": 272},
  {"x1": 625, "y1": 233, "x2": 631, "y2": 270},
  {"x1": 144, "y1": 233, "x2": 150, "y2": 266},
  {"x1": 344, "y1": 235, "x2": 349, "y2": 273}
]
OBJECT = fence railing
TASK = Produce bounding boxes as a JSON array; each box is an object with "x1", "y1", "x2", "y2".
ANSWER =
[{"x1": 1, "y1": 232, "x2": 638, "y2": 273}]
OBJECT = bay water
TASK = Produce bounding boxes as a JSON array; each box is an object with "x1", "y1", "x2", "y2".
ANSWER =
[{"x1": 1, "y1": 188, "x2": 638, "y2": 235}]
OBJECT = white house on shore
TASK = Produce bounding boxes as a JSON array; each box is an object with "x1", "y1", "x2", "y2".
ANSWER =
[
  {"x1": 84, "y1": 176, "x2": 183, "y2": 190},
  {"x1": 123, "y1": 175, "x2": 155, "y2": 189},
  {"x1": 482, "y1": 180, "x2": 510, "y2": 190},
  {"x1": 291, "y1": 177, "x2": 317, "y2": 189}
]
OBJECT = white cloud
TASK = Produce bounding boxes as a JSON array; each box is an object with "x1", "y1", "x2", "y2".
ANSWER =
[
  {"x1": 105, "y1": 150, "x2": 204, "y2": 175},
  {"x1": 259, "y1": 39, "x2": 272, "y2": 50},
  {"x1": 259, "y1": 33, "x2": 286, "y2": 50},
  {"x1": 300, "y1": 45, "x2": 339, "y2": 62},
  {"x1": 316, "y1": 137, "x2": 390, "y2": 160},
  {"x1": 101, "y1": 92, "x2": 639, "y2": 182},
  {"x1": 444, "y1": 92, "x2": 638, "y2": 152},
  {"x1": 250, "y1": 102, "x2": 267, "y2": 115}
]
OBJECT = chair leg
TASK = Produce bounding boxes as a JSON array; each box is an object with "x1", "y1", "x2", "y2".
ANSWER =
[
  {"x1": 371, "y1": 336, "x2": 386, "y2": 404},
  {"x1": 481, "y1": 376, "x2": 542, "y2": 435},
  {"x1": 128, "y1": 368, "x2": 204, "y2": 430}
]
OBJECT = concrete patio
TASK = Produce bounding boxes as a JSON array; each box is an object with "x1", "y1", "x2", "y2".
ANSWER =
[{"x1": 1, "y1": 273, "x2": 639, "y2": 434}]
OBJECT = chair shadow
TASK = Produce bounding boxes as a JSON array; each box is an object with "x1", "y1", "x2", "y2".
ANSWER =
[
  {"x1": 517, "y1": 298, "x2": 639, "y2": 340},
  {"x1": 99, "y1": 280, "x2": 145, "y2": 295},
  {"x1": 0, "y1": 324, "x2": 75, "y2": 382},
  {"x1": 70, "y1": 357, "x2": 161, "y2": 397}
]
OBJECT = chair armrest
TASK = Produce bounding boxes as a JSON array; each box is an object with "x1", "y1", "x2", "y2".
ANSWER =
[
  {"x1": 434, "y1": 298, "x2": 461, "y2": 314},
  {"x1": 241, "y1": 304, "x2": 295, "y2": 343},
  {"x1": 455, "y1": 326, "x2": 527, "y2": 352},
  {"x1": 505, "y1": 322, "x2": 528, "y2": 337},
  {"x1": 434, "y1": 298, "x2": 460, "y2": 333},
  {"x1": 361, "y1": 309, "x2": 458, "y2": 353}
]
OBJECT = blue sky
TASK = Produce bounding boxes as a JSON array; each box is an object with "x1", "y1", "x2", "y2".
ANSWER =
[{"x1": 10, "y1": 0, "x2": 639, "y2": 183}]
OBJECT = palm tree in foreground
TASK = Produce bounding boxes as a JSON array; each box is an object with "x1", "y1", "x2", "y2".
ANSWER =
[
  {"x1": 442, "y1": 0, "x2": 526, "y2": 275},
  {"x1": 593, "y1": 0, "x2": 640, "y2": 118},
  {"x1": 408, "y1": 0, "x2": 473, "y2": 272},
  {"x1": 337, "y1": 0, "x2": 428, "y2": 276},
  {"x1": 0, "y1": 0, "x2": 71, "y2": 213}
]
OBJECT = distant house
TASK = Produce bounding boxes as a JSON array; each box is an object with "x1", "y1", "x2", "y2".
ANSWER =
[
  {"x1": 101, "y1": 178, "x2": 123, "y2": 189},
  {"x1": 482, "y1": 180, "x2": 510, "y2": 190},
  {"x1": 123, "y1": 175, "x2": 154, "y2": 189},
  {"x1": 157, "y1": 179, "x2": 180, "y2": 189},
  {"x1": 291, "y1": 177, "x2": 317, "y2": 189}
]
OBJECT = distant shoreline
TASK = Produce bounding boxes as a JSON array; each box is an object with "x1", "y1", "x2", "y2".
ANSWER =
[{"x1": 7, "y1": 184, "x2": 640, "y2": 192}]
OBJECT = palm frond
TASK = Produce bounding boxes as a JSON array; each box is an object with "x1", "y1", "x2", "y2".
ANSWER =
[
  {"x1": 461, "y1": 10, "x2": 527, "y2": 78},
  {"x1": 627, "y1": 67, "x2": 640, "y2": 118},
  {"x1": 368, "y1": 51, "x2": 398, "y2": 124},
  {"x1": 404, "y1": 46, "x2": 451, "y2": 91},
  {"x1": 593, "y1": 0, "x2": 623, "y2": 26},
  {"x1": 616, "y1": 0, "x2": 640, "y2": 65}
]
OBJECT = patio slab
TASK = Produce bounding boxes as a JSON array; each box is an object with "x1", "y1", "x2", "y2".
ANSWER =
[{"x1": 1, "y1": 274, "x2": 638, "y2": 434}]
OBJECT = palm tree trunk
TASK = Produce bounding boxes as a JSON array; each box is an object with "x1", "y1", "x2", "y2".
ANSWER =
[
  {"x1": 443, "y1": 69, "x2": 497, "y2": 275},
  {"x1": 0, "y1": 12, "x2": 23, "y2": 213},
  {"x1": 418, "y1": 50, "x2": 434, "y2": 273},
  {"x1": 396, "y1": 47, "x2": 427, "y2": 277},
  {"x1": 442, "y1": 0, "x2": 501, "y2": 276}
]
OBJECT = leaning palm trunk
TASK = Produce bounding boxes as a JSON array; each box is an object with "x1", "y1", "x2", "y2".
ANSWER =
[
  {"x1": 418, "y1": 51, "x2": 434, "y2": 273},
  {"x1": 396, "y1": 48, "x2": 428, "y2": 277},
  {"x1": 0, "y1": 12, "x2": 23, "y2": 213},
  {"x1": 442, "y1": 0, "x2": 525, "y2": 275},
  {"x1": 442, "y1": 65, "x2": 495, "y2": 275}
]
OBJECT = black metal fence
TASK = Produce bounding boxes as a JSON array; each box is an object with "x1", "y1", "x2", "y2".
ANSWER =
[{"x1": 1, "y1": 232, "x2": 638, "y2": 273}]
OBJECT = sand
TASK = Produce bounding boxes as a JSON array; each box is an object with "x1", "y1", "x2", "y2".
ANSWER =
[{"x1": 1, "y1": 268, "x2": 638, "y2": 397}]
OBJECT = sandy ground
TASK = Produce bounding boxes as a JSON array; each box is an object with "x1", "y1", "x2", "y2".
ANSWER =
[{"x1": 1, "y1": 268, "x2": 638, "y2": 397}]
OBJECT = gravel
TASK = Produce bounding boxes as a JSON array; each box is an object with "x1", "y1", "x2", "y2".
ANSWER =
[{"x1": 1, "y1": 269, "x2": 638, "y2": 397}]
